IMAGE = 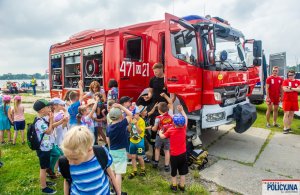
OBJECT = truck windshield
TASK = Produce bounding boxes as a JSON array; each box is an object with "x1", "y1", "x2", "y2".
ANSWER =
[{"x1": 215, "y1": 36, "x2": 247, "y2": 70}]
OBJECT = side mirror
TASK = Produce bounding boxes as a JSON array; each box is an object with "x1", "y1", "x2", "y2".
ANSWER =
[
  {"x1": 253, "y1": 58, "x2": 262, "y2": 66},
  {"x1": 253, "y1": 40, "x2": 262, "y2": 58}
]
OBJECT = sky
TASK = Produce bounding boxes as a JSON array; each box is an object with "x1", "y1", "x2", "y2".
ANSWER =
[{"x1": 0, "y1": 0, "x2": 299, "y2": 74}]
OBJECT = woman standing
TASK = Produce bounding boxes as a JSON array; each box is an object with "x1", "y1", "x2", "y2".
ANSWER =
[{"x1": 282, "y1": 70, "x2": 300, "y2": 134}]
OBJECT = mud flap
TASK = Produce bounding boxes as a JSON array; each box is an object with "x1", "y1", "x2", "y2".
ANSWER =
[{"x1": 233, "y1": 103, "x2": 257, "y2": 133}]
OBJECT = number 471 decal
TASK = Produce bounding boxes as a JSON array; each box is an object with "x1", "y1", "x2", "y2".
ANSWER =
[{"x1": 120, "y1": 61, "x2": 149, "y2": 77}]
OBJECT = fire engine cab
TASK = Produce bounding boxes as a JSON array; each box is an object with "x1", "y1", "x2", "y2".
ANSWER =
[{"x1": 49, "y1": 13, "x2": 262, "y2": 135}]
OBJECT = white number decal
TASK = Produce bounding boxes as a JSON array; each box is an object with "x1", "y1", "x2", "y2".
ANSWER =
[
  {"x1": 142, "y1": 63, "x2": 149, "y2": 77},
  {"x1": 120, "y1": 61, "x2": 149, "y2": 77},
  {"x1": 120, "y1": 61, "x2": 126, "y2": 77}
]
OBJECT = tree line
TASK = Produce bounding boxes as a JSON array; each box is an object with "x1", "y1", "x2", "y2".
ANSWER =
[{"x1": 0, "y1": 73, "x2": 49, "y2": 80}]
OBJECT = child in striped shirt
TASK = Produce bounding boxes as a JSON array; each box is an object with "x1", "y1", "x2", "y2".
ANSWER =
[{"x1": 61, "y1": 126, "x2": 120, "y2": 195}]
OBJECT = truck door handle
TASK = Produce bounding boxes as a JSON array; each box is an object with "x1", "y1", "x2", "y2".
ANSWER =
[{"x1": 167, "y1": 77, "x2": 178, "y2": 82}]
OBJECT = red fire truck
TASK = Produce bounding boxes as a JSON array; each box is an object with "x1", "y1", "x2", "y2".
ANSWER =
[{"x1": 49, "y1": 13, "x2": 262, "y2": 135}]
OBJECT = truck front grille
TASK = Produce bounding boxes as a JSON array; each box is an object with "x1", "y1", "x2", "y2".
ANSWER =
[{"x1": 215, "y1": 85, "x2": 248, "y2": 107}]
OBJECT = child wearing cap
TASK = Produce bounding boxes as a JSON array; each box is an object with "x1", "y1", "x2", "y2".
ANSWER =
[
  {"x1": 49, "y1": 98, "x2": 68, "y2": 178},
  {"x1": 128, "y1": 105, "x2": 146, "y2": 179},
  {"x1": 11, "y1": 95, "x2": 25, "y2": 145},
  {"x1": 0, "y1": 95, "x2": 13, "y2": 144},
  {"x1": 158, "y1": 105, "x2": 188, "y2": 193},
  {"x1": 106, "y1": 103, "x2": 132, "y2": 195},
  {"x1": 50, "y1": 98, "x2": 69, "y2": 147},
  {"x1": 33, "y1": 99, "x2": 68, "y2": 194},
  {"x1": 67, "y1": 80, "x2": 83, "y2": 127}
]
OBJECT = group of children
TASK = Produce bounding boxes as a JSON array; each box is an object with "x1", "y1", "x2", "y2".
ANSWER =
[
  {"x1": 0, "y1": 95, "x2": 26, "y2": 145},
  {"x1": 11, "y1": 78, "x2": 190, "y2": 194}
]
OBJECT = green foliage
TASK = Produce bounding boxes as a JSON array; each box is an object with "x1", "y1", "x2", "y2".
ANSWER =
[{"x1": 254, "y1": 103, "x2": 300, "y2": 135}]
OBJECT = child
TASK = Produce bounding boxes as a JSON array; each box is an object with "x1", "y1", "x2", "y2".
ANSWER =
[
  {"x1": 33, "y1": 99, "x2": 67, "y2": 194},
  {"x1": 87, "y1": 98, "x2": 100, "y2": 145},
  {"x1": 106, "y1": 103, "x2": 132, "y2": 194},
  {"x1": 119, "y1": 96, "x2": 133, "y2": 163},
  {"x1": 60, "y1": 126, "x2": 120, "y2": 195},
  {"x1": 83, "y1": 80, "x2": 107, "y2": 102},
  {"x1": 12, "y1": 95, "x2": 25, "y2": 145},
  {"x1": 68, "y1": 80, "x2": 83, "y2": 127},
  {"x1": 0, "y1": 95, "x2": 13, "y2": 144},
  {"x1": 151, "y1": 93, "x2": 174, "y2": 171},
  {"x1": 94, "y1": 92, "x2": 108, "y2": 144},
  {"x1": 107, "y1": 79, "x2": 119, "y2": 101},
  {"x1": 140, "y1": 102, "x2": 158, "y2": 162},
  {"x1": 158, "y1": 105, "x2": 188, "y2": 192},
  {"x1": 50, "y1": 98, "x2": 69, "y2": 147},
  {"x1": 77, "y1": 97, "x2": 99, "y2": 137},
  {"x1": 106, "y1": 99, "x2": 116, "y2": 125},
  {"x1": 128, "y1": 106, "x2": 146, "y2": 179},
  {"x1": 49, "y1": 98, "x2": 68, "y2": 178}
]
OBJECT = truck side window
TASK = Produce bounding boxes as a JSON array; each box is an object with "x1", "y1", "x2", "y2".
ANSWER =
[
  {"x1": 125, "y1": 37, "x2": 142, "y2": 61},
  {"x1": 170, "y1": 21, "x2": 198, "y2": 65}
]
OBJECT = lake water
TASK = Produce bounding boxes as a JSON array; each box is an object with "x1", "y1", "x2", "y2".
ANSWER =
[{"x1": 0, "y1": 79, "x2": 50, "y2": 90}]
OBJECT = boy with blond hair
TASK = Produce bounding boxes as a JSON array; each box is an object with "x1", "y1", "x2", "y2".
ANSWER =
[{"x1": 60, "y1": 126, "x2": 120, "y2": 195}]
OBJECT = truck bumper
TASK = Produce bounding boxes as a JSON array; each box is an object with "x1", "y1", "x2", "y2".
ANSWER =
[{"x1": 201, "y1": 99, "x2": 250, "y2": 129}]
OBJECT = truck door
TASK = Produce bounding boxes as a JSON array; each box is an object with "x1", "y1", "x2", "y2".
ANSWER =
[
  {"x1": 164, "y1": 13, "x2": 202, "y2": 112},
  {"x1": 119, "y1": 31, "x2": 149, "y2": 99}
]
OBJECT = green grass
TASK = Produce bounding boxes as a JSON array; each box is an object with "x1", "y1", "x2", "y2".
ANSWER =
[
  {"x1": 253, "y1": 102, "x2": 300, "y2": 134},
  {"x1": 0, "y1": 113, "x2": 208, "y2": 195}
]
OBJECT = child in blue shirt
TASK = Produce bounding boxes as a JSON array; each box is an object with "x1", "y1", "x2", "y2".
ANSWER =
[
  {"x1": 67, "y1": 80, "x2": 83, "y2": 127},
  {"x1": 106, "y1": 103, "x2": 132, "y2": 195}
]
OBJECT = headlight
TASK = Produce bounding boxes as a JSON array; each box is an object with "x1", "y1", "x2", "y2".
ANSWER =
[
  {"x1": 214, "y1": 92, "x2": 222, "y2": 101},
  {"x1": 206, "y1": 112, "x2": 225, "y2": 122}
]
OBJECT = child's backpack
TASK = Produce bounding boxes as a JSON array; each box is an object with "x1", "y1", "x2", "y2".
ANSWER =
[
  {"x1": 58, "y1": 145, "x2": 116, "y2": 191},
  {"x1": 27, "y1": 117, "x2": 46, "y2": 150},
  {"x1": 157, "y1": 112, "x2": 173, "y2": 133}
]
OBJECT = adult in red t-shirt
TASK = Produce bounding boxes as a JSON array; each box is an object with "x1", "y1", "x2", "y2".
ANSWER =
[
  {"x1": 158, "y1": 105, "x2": 188, "y2": 193},
  {"x1": 265, "y1": 66, "x2": 283, "y2": 127},
  {"x1": 282, "y1": 70, "x2": 300, "y2": 134}
]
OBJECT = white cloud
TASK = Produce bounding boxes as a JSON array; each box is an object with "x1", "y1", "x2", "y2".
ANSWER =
[{"x1": 0, "y1": 0, "x2": 299, "y2": 74}]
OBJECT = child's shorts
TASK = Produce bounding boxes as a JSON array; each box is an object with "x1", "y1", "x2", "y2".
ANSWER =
[
  {"x1": 110, "y1": 148, "x2": 127, "y2": 174},
  {"x1": 14, "y1": 120, "x2": 25, "y2": 130},
  {"x1": 36, "y1": 150, "x2": 51, "y2": 169},
  {"x1": 155, "y1": 135, "x2": 170, "y2": 150},
  {"x1": 129, "y1": 139, "x2": 145, "y2": 156},
  {"x1": 170, "y1": 152, "x2": 189, "y2": 177}
]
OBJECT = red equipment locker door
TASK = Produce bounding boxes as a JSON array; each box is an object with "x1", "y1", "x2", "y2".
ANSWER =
[{"x1": 164, "y1": 13, "x2": 202, "y2": 112}]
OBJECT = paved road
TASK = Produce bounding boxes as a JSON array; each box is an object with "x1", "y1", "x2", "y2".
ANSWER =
[{"x1": 199, "y1": 125, "x2": 300, "y2": 195}]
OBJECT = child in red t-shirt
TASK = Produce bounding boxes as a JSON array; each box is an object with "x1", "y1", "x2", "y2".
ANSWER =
[
  {"x1": 282, "y1": 70, "x2": 300, "y2": 134},
  {"x1": 158, "y1": 105, "x2": 188, "y2": 193}
]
